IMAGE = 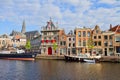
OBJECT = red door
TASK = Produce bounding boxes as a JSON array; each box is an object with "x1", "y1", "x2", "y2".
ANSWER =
[{"x1": 48, "y1": 47, "x2": 52, "y2": 55}]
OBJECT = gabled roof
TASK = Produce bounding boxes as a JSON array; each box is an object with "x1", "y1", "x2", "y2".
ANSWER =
[
  {"x1": 0, "y1": 34, "x2": 10, "y2": 38},
  {"x1": 10, "y1": 30, "x2": 22, "y2": 36},
  {"x1": 25, "y1": 30, "x2": 40, "y2": 35},
  {"x1": 109, "y1": 25, "x2": 120, "y2": 33}
]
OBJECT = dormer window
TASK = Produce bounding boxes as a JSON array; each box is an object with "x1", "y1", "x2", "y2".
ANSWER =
[
  {"x1": 87, "y1": 32, "x2": 90, "y2": 37},
  {"x1": 83, "y1": 31, "x2": 86, "y2": 37},
  {"x1": 96, "y1": 30, "x2": 99, "y2": 33},
  {"x1": 78, "y1": 31, "x2": 81, "y2": 37}
]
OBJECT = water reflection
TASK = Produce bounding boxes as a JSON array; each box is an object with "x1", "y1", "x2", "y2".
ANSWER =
[{"x1": 0, "y1": 60, "x2": 120, "y2": 80}]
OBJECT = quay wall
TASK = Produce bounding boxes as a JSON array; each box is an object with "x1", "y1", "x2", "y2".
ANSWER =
[
  {"x1": 100, "y1": 56, "x2": 120, "y2": 62},
  {"x1": 36, "y1": 54, "x2": 65, "y2": 60}
]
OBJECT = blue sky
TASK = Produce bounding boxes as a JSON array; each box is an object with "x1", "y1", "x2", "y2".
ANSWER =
[{"x1": 0, "y1": 0, "x2": 120, "y2": 35}]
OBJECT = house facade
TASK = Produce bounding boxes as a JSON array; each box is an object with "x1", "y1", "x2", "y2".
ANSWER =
[
  {"x1": 30, "y1": 35, "x2": 41, "y2": 53},
  {"x1": 102, "y1": 31, "x2": 114, "y2": 56},
  {"x1": 0, "y1": 34, "x2": 26, "y2": 50},
  {"x1": 75, "y1": 27, "x2": 91, "y2": 55},
  {"x1": 0, "y1": 34, "x2": 12, "y2": 49},
  {"x1": 66, "y1": 30, "x2": 76, "y2": 55},
  {"x1": 59, "y1": 30, "x2": 67, "y2": 55},
  {"x1": 109, "y1": 25, "x2": 120, "y2": 56},
  {"x1": 41, "y1": 19, "x2": 64, "y2": 55},
  {"x1": 92, "y1": 25, "x2": 103, "y2": 55}
]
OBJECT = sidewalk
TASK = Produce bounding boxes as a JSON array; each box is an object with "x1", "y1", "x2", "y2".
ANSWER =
[
  {"x1": 36, "y1": 54, "x2": 65, "y2": 60},
  {"x1": 100, "y1": 56, "x2": 120, "y2": 62}
]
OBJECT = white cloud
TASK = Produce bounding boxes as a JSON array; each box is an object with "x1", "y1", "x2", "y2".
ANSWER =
[
  {"x1": 99, "y1": 0, "x2": 117, "y2": 4},
  {"x1": 0, "y1": 0, "x2": 120, "y2": 34}
]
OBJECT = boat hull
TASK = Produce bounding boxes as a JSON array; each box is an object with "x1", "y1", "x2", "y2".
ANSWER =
[
  {"x1": 84, "y1": 59, "x2": 95, "y2": 63},
  {"x1": 64, "y1": 55, "x2": 100, "y2": 63},
  {"x1": 0, "y1": 53, "x2": 37, "y2": 60},
  {"x1": 64, "y1": 55, "x2": 84, "y2": 62}
]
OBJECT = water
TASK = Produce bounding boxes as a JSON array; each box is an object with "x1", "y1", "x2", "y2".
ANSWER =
[{"x1": 0, "y1": 60, "x2": 120, "y2": 80}]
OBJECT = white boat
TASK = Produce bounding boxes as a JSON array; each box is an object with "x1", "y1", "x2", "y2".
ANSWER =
[{"x1": 84, "y1": 59, "x2": 96, "y2": 63}]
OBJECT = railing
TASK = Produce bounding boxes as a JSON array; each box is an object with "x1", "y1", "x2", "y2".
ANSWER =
[{"x1": 42, "y1": 27, "x2": 59, "y2": 31}]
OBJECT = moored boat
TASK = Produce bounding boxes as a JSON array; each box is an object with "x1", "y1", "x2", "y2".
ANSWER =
[
  {"x1": 0, "y1": 49, "x2": 37, "y2": 60},
  {"x1": 0, "y1": 53, "x2": 37, "y2": 60},
  {"x1": 64, "y1": 54, "x2": 88, "y2": 62},
  {"x1": 64, "y1": 54, "x2": 101, "y2": 63}
]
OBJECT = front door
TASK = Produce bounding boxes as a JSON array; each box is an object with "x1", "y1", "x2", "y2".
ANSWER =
[
  {"x1": 105, "y1": 48, "x2": 107, "y2": 56},
  {"x1": 48, "y1": 47, "x2": 52, "y2": 55}
]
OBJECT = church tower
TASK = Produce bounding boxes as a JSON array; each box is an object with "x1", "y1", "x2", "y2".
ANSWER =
[{"x1": 21, "y1": 20, "x2": 26, "y2": 34}]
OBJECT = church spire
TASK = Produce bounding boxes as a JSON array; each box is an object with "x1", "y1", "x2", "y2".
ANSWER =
[{"x1": 21, "y1": 20, "x2": 26, "y2": 34}]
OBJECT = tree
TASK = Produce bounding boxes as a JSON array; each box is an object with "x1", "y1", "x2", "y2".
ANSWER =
[
  {"x1": 53, "y1": 42, "x2": 58, "y2": 53},
  {"x1": 25, "y1": 40, "x2": 31, "y2": 50},
  {"x1": 87, "y1": 34, "x2": 94, "y2": 56}
]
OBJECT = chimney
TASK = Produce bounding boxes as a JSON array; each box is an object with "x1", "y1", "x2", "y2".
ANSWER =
[{"x1": 110, "y1": 24, "x2": 112, "y2": 29}]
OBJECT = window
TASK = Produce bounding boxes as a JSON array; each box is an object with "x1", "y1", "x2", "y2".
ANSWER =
[
  {"x1": 63, "y1": 41, "x2": 66, "y2": 45},
  {"x1": 78, "y1": 32, "x2": 81, "y2": 37},
  {"x1": 104, "y1": 41, "x2": 108, "y2": 46},
  {"x1": 60, "y1": 42, "x2": 62, "y2": 46},
  {"x1": 94, "y1": 41, "x2": 97, "y2": 46},
  {"x1": 78, "y1": 48, "x2": 82, "y2": 53},
  {"x1": 73, "y1": 43, "x2": 75, "y2": 47},
  {"x1": 73, "y1": 38, "x2": 75, "y2": 41},
  {"x1": 53, "y1": 32, "x2": 56, "y2": 35},
  {"x1": 85, "y1": 49, "x2": 87, "y2": 53},
  {"x1": 109, "y1": 48, "x2": 113, "y2": 52},
  {"x1": 72, "y1": 48, "x2": 76, "y2": 54},
  {"x1": 2, "y1": 40, "x2": 5, "y2": 45},
  {"x1": 44, "y1": 37, "x2": 46, "y2": 40},
  {"x1": 63, "y1": 48, "x2": 66, "y2": 54},
  {"x1": 78, "y1": 40, "x2": 81, "y2": 46},
  {"x1": 98, "y1": 41, "x2": 101, "y2": 46},
  {"x1": 104, "y1": 35, "x2": 108, "y2": 40},
  {"x1": 116, "y1": 47, "x2": 120, "y2": 53},
  {"x1": 69, "y1": 38, "x2": 71, "y2": 41},
  {"x1": 94, "y1": 36, "x2": 97, "y2": 39},
  {"x1": 87, "y1": 32, "x2": 90, "y2": 37},
  {"x1": 83, "y1": 31, "x2": 86, "y2": 37},
  {"x1": 83, "y1": 40, "x2": 86, "y2": 46},
  {"x1": 115, "y1": 36, "x2": 120, "y2": 42},
  {"x1": 98, "y1": 36, "x2": 101, "y2": 39},
  {"x1": 109, "y1": 35, "x2": 112, "y2": 39},
  {"x1": 96, "y1": 30, "x2": 99, "y2": 33},
  {"x1": 109, "y1": 41, "x2": 113, "y2": 46},
  {"x1": 69, "y1": 43, "x2": 71, "y2": 47},
  {"x1": 44, "y1": 32, "x2": 47, "y2": 35},
  {"x1": 49, "y1": 37, "x2": 51, "y2": 40}
]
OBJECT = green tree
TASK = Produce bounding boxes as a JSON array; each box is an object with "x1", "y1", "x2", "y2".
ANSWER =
[
  {"x1": 87, "y1": 34, "x2": 94, "y2": 56},
  {"x1": 53, "y1": 42, "x2": 58, "y2": 53},
  {"x1": 25, "y1": 40, "x2": 31, "y2": 50}
]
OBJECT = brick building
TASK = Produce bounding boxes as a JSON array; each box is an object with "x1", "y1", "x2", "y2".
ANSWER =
[
  {"x1": 75, "y1": 27, "x2": 91, "y2": 55},
  {"x1": 109, "y1": 25, "x2": 120, "y2": 56},
  {"x1": 41, "y1": 19, "x2": 65, "y2": 55},
  {"x1": 66, "y1": 30, "x2": 76, "y2": 55}
]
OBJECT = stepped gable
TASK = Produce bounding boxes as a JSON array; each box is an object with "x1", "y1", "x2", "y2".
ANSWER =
[{"x1": 45, "y1": 19, "x2": 56, "y2": 29}]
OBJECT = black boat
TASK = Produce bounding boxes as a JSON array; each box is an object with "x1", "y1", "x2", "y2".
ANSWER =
[
  {"x1": 64, "y1": 54, "x2": 101, "y2": 63},
  {"x1": 64, "y1": 55, "x2": 84, "y2": 62},
  {"x1": 0, "y1": 51, "x2": 37, "y2": 60}
]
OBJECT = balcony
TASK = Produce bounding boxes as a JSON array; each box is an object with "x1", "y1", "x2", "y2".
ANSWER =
[{"x1": 41, "y1": 27, "x2": 59, "y2": 32}]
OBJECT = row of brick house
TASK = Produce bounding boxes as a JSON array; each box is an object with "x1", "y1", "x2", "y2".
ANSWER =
[
  {"x1": 39, "y1": 19, "x2": 120, "y2": 56},
  {"x1": 0, "y1": 19, "x2": 120, "y2": 56}
]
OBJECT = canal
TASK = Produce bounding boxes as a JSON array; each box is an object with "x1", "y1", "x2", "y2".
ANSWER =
[{"x1": 0, "y1": 59, "x2": 120, "y2": 80}]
